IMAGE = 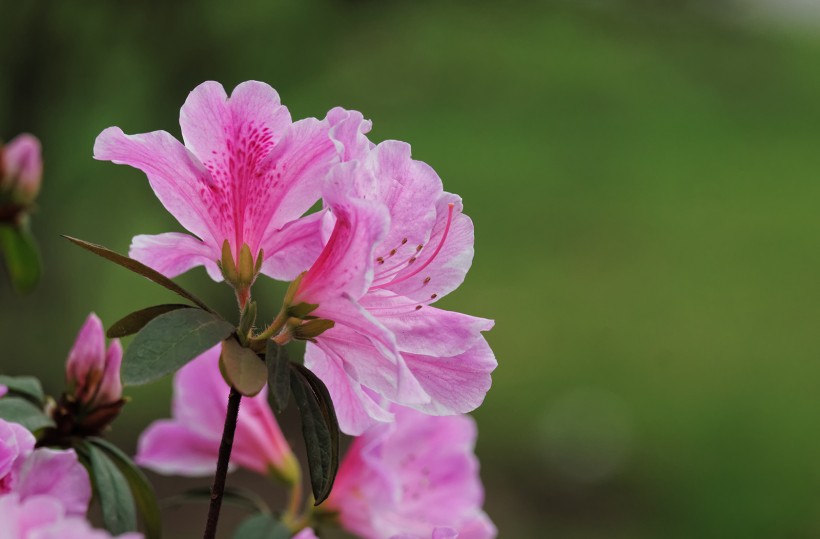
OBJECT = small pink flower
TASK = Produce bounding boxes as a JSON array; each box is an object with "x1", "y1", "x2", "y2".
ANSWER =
[
  {"x1": 295, "y1": 137, "x2": 496, "y2": 434},
  {"x1": 327, "y1": 407, "x2": 496, "y2": 539},
  {"x1": 0, "y1": 133, "x2": 42, "y2": 205},
  {"x1": 0, "y1": 493, "x2": 142, "y2": 539},
  {"x1": 94, "y1": 81, "x2": 359, "y2": 289},
  {"x1": 0, "y1": 385, "x2": 7, "y2": 398},
  {"x1": 136, "y1": 345, "x2": 298, "y2": 483},
  {"x1": 65, "y1": 313, "x2": 123, "y2": 408},
  {"x1": 0, "y1": 419, "x2": 91, "y2": 516}
]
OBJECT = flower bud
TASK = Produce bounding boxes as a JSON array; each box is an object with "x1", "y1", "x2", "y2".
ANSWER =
[
  {"x1": 0, "y1": 134, "x2": 42, "y2": 205},
  {"x1": 65, "y1": 313, "x2": 123, "y2": 408}
]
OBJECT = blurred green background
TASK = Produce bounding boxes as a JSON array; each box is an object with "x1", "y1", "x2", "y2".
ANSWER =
[{"x1": 3, "y1": 0, "x2": 820, "y2": 537}]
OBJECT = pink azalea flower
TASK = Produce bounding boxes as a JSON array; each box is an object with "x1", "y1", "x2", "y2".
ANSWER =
[
  {"x1": 0, "y1": 133, "x2": 42, "y2": 204},
  {"x1": 136, "y1": 345, "x2": 298, "y2": 483},
  {"x1": 0, "y1": 493, "x2": 142, "y2": 539},
  {"x1": 294, "y1": 136, "x2": 496, "y2": 434},
  {"x1": 292, "y1": 529, "x2": 319, "y2": 539},
  {"x1": 94, "y1": 81, "x2": 359, "y2": 292},
  {"x1": 0, "y1": 385, "x2": 7, "y2": 398},
  {"x1": 326, "y1": 407, "x2": 496, "y2": 539},
  {"x1": 65, "y1": 313, "x2": 123, "y2": 408},
  {"x1": 0, "y1": 419, "x2": 91, "y2": 516}
]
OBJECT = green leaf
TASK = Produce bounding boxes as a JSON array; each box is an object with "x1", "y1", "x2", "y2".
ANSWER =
[
  {"x1": 232, "y1": 514, "x2": 290, "y2": 539},
  {"x1": 123, "y1": 309, "x2": 235, "y2": 386},
  {"x1": 266, "y1": 341, "x2": 290, "y2": 414},
  {"x1": 220, "y1": 338, "x2": 267, "y2": 397},
  {"x1": 290, "y1": 363, "x2": 339, "y2": 505},
  {"x1": 89, "y1": 437, "x2": 161, "y2": 539},
  {"x1": 161, "y1": 486, "x2": 270, "y2": 515},
  {"x1": 107, "y1": 304, "x2": 195, "y2": 338},
  {"x1": 62, "y1": 236, "x2": 216, "y2": 313},
  {"x1": 0, "y1": 225, "x2": 40, "y2": 293},
  {"x1": 81, "y1": 441, "x2": 138, "y2": 535},
  {"x1": 0, "y1": 374, "x2": 44, "y2": 403},
  {"x1": 0, "y1": 396, "x2": 53, "y2": 431}
]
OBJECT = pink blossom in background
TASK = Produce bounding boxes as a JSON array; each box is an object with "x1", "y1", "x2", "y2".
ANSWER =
[
  {"x1": 327, "y1": 407, "x2": 496, "y2": 539},
  {"x1": 297, "y1": 135, "x2": 496, "y2": 434},
  {"x1": 64, "y1": 313, "x2": 123, "y2": 408},
  {"x1": 136, "y1": 345, "x2": 298, "y2": 482},
  {"x1": 0, "y1": 493, "x2": 142, "y2": 539},
  {"x1": 292, "y1": 529, "x2": 319, "y2": 539},
  {"x1": 0, "y1": 385, "x2": 7, "y2": 398},
  {"x1": 0, "y1": 133, "x2": 42, "y2": 204},
  {"x1": 94, "y1": 80, "x2": 361, "y2": 284},
  {"x1": 0, "y1": 419, "x2": 91, "y2": 516}
]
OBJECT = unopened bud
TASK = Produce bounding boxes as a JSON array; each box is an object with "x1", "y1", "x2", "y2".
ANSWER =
[
  {"x1": 65, "y1": 314, "x2": 123, "y2": 410},
  {"x1": 0, "y1": 134, "x2": 42, "y2": 205}
]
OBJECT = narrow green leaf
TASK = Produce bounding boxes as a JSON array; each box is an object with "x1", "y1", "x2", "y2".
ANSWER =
[
  {"x1": 220, "y1": 338, "x2": 267, "y2": 397},
  {"x1": 0, "y1": 375, "x2": 44, "y2": 403},
  {"x1": 90, "y1": 437, "x2": 161, "y2": 539},
  {"x1": 107, "y1": 304, "x2": 195, "y2": 338},
  {"x1": 83, "y1": 442, "x2": 137, "y2": 535},
  {"x1": 0, "y1": 225, "x2": 40, "y2": 293},
  {"x1": 161, "y1": 486, "x2": 270, "y2": 515},
  {"x1": 0, "y1": 396, "x2": 53, "y2": 431},
  {"x1": 232, "y1": 514, "x2": 290, "y2": 539},
  {"x1": 123, "y1": 309, "x2": 235, "y2": 386},
  {"x1": 265, "y1": 341, "x2": 290, "y2": 414},
  {"x1": 62, "y1": 236, "x2": 215, "y2": 313},
  {"x1": 290, "y1": 363, "x2": 339, "y2": 505}
]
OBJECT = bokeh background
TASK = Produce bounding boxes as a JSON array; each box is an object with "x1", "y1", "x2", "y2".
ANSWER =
[{"x1": 3, "y1": 1, "x2": 820, "y2": 537}]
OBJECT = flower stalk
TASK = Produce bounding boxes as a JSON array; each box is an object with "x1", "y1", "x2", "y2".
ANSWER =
[{"x1": 203, "y1": 386, "x2": 242, "y2": 539}]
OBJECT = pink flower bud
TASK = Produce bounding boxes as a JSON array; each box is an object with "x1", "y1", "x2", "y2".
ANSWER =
[
  {"x1": 1, "y1": 134, "x2": 42, "y2": 205},
  {"x1": 64, "y1": 314, "x2": 123, "y2": 408}
]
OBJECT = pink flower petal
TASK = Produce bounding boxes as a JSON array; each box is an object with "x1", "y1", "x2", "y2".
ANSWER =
[
  {"x1": 129, "y1": 232, "x2": 222, "y2": 281},
  {"x1": 93, "y1": 339, "x2": 123, "y2": 407},
  {"x1": 135, "y1": 420, "x2": 223, "y2": 477},
  {"x1": 259, "y1": 211, "x2": 326, "y2": 281},
  {"x1": 94, "y1": 127, "x2": 220, "y2": 247},
  {"x1": 402, "y1": 337, "x2": 497, "y2": 416},
  {"x1": 327, "y1": 107, "x2": 374, "y2": 162},
  {"x1": 15, "y1": 449, "x2": 91, "y2": 516}
]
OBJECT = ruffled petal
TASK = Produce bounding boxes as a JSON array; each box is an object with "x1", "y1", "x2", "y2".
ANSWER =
[
  {"x1": 179, "y1": 80, "x2": 290, "y2": 166},
  {"x1": 402, "y1": 337, "x2": 497, "y2": 416},
  {"x1": 129, "y1": 232, "x2": 222, "y2": 280},
  {"x1": 328, "y1": 107, "x2": 374, "y2": 162}
]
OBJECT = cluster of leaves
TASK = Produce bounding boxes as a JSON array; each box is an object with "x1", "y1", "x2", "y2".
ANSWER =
[{"x1": 66, "y1": 236, "x2": 341, "y2": 532}]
